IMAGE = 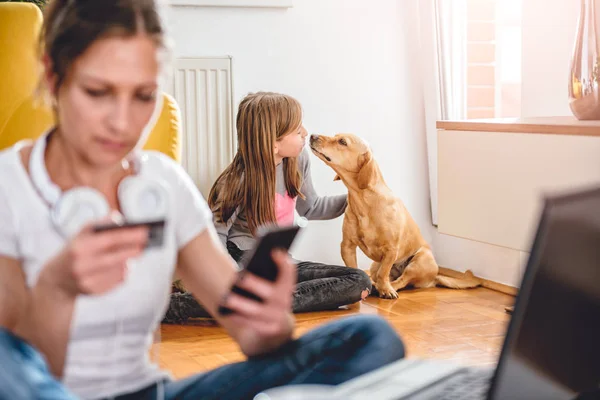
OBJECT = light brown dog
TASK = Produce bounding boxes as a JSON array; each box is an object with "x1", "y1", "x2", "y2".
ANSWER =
[{"x1": 309, "y1": 133, "x2": 481, "y2": 299}]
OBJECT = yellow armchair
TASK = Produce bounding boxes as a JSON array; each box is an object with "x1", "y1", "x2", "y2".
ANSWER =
[{"x1": 0, "y1": 2, "x2": 181, "y2": 161}]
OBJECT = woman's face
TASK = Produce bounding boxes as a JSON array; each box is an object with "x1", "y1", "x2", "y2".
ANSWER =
[
  {"x1": 50, "y1": 34, "x2": 160, "y2": 167},
  {"x1": 275, "y1": 124, "x2": 308, "y2": 159}
]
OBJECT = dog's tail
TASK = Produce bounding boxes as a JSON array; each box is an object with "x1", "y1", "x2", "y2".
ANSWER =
[{"x1": 434, "y1": 270, "x2": 482, "y2": 289}]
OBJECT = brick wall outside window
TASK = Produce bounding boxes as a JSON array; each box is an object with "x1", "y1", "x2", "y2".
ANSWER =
[{"x1": 466, "y1": 0, "x2": 521, "y2": 119}]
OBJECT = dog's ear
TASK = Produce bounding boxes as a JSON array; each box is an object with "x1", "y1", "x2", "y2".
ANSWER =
[
  {"x1": 333, "y1": 174, "x2": 341, "y2": 181},
  {"x1": 357, "y1": 151, "x2": 377, "y2": 190}
]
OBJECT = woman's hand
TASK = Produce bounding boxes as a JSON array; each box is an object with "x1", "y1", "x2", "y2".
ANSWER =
[
  {"x1": 219, "y1": 249, "x2": 297, "y2": 356},
  {"x1": 176, "y1": 228, "x2": 297, "y2": 358},
  {"x1": 40, "y1": 217, "x2": 149, "y2": 298},
  {"x1": 17, "y1": 216, "x2": 149, "y2": 377}
]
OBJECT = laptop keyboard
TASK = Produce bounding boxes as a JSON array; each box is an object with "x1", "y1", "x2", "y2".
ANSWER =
[{"x1": 433, "y1": 368, "x2": 494, "y2": 400}]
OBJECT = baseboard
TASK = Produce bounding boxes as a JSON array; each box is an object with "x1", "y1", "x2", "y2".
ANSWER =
[{"x1": 438, "y1": 267, "x2": 518, "y2": 296}]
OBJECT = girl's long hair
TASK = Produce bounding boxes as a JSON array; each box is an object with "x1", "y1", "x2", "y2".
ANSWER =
[{"x1": 208, "y1": 92, "x2": 304, "y2": 234}]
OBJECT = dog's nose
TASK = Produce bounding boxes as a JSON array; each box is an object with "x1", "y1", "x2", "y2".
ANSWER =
[{"x1": 310, "y1": 134, "x2": 319, "y2": 144}]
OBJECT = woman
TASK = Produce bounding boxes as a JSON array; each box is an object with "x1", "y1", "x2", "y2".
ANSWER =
[
  {"x1": 0, "y1": 0, "x2": 404, "y2": 399},
  {"x1": 164, "y1": 92, "x2": 373, "y2": 323}
]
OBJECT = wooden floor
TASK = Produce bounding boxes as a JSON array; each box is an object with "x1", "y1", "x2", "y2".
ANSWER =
[{"x1": 151, "y1": 287, "x2": 514, "y2": 379}]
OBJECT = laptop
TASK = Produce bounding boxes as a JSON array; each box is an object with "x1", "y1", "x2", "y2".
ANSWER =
[{"x1": 256, "y1": 186, "x2": 600, "y2": 400}]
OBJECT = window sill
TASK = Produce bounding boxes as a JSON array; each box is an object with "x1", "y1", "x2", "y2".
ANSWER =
[{"x1": 436, "y1": 116, "x2": 600, "y2": 137}]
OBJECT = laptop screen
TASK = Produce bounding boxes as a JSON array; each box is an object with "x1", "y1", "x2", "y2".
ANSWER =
[{"x1": 489, "y1": 188, "x2": 600, "y2": 400}]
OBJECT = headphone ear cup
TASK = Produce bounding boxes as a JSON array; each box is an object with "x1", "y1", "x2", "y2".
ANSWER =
[
  {"x1": 118, "y1": 176, "x2": 169, "y2": 222},
  {"x1": 52, "y1": 187, "x2": 110, "y2": 238}
]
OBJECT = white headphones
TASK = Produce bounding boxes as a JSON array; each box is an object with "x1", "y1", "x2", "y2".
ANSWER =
[{"x1": 30, "y1": 131, "x2": 170, "y2": 238}]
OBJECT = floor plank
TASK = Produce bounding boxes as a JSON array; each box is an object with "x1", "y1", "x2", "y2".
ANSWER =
[{"x1": 151, "y1": 287, "x2": 514, "y2": 379}]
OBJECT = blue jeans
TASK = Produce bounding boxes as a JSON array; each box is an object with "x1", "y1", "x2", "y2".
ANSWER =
[
  {"x1": 9, "y1": 311, "x2": 600, "y2": 400},
  {"x1": 111, "y1": 315, "x2": 405, "y2": 400},
  {"x1": 0, "y1": 315, "x2": 404, "y2": 400},
  {"x1": 0, "y1": 328, "x2": 77, "y2": 400}
]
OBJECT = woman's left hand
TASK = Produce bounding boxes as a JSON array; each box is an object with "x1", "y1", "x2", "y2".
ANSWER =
[{"x1": 219, "y1": 249, "x2": 296, "y2": 356}]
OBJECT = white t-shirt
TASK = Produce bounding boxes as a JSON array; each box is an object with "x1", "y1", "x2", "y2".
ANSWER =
[{"x1": 0, "y1": 139, "x2": 213, "y2": 399}]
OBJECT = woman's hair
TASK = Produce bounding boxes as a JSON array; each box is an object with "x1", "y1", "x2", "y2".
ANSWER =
[
  {"x1": 41, "y1": 0, "x2": 170, "y2": 91},
  {"x1": 208, "y1": 92, "x2": 304, "y2": 234}
]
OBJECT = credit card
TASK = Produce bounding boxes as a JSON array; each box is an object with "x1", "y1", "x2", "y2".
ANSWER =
[{"x1": 92, "y1": 219, "x2": 166, "y2": 249}]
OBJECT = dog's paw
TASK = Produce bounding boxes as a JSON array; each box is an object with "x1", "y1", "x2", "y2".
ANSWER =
[{"x1": 375, "y1": 284, "x2": 398, "y2": 299}]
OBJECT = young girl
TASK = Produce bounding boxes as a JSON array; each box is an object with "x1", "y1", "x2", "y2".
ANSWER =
[
  {"x1": 164, "y1": 92, "x2": 373, "y2": 323},
  {"x1": 0, "y1": 0, "x2": 404, "y2": 399}
]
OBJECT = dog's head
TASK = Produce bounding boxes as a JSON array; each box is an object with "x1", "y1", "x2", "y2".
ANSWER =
[{"x1": 309, "y1": 133, "x2": 378, "y2": 189}]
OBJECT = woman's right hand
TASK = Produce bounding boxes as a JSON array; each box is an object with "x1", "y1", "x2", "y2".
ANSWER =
[
  {"x1": 217, "y1": 250, "x2": 296, "y2": 356},
  {"x1": 41, "y1": 217, "x2": 149, "y2": 297}
]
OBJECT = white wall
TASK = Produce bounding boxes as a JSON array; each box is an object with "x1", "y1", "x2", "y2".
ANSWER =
[
  {"x1": 521, "y1": 0, "x2": 579, "y2": 117},
  {"x1": 166, "y1": 0, "x2": 434, "y2": 267},
  {"x1": 433, "y1": 232, "x2": 528, "y2": 288}
]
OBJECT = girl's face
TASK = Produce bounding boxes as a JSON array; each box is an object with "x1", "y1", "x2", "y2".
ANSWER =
[
  {"x1": 48, "y1": 34, "x2": 160, "y2": 167},
  {"x1": 275, "y1": 124, "x2": 308, "y2": 160}
]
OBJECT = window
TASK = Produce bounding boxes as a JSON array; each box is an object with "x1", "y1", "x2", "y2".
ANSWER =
[{"x1": 465, "y1": 0, "x2": 522, "y2": 119}]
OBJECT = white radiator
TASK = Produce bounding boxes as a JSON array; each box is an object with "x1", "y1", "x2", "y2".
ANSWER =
[{"x1": 166, "y1": 57, "x2": 236, "y2": 198}]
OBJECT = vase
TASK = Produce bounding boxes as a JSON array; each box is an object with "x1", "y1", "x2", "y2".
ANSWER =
[{"x1": 569, "y1": 0, "x2": 600, "y2": 120}]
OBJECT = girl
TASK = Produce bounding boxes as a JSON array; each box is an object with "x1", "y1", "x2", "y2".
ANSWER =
[
  {"x1": 165, "y1": 92, "x2": 373, "y2": 323},
  {"x1": 0, "y1": 1, "x2": 404, "y2": 399}
]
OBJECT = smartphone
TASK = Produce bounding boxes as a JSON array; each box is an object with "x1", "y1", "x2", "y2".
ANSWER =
[
  {"x1": 92, "y1": 219, "x2": 166, "y2": 249},
  {"x1": 218, "y1": 225, "x2": 301, "y2": 316}
]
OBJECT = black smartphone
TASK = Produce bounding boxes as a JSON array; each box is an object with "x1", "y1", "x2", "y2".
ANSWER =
[
  {"x1": 218, "y1": 225, "x2": 301, "y2": 316},
  {"x1": 92, "y1": 219, "x2": 166, "y2": 249}
]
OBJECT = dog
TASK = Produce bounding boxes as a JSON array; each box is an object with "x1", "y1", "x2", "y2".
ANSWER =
[{"x1": 309, "y1": 133, "x2": 481, "y2": 299}]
